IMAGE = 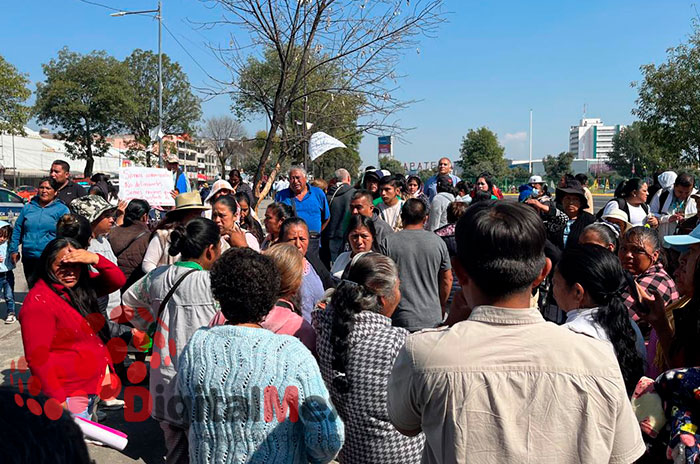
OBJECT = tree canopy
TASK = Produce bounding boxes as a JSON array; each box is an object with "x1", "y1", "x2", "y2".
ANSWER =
[
  {"x1": 202, "y1": 115, "x2": 248, "y2": 176},
  {"x1": 34, "y1": 48, "x2": 132, "y2": 177},
  {"x1": 0, "y1": 56, "x2": 31, "y2": 135},
  {"x1": 607, "y1": 121, "x2": 676, "y2": 178},
  {"x1": 633, "y1": 28, "x2": 700, "y2": 164},
  {"x1": 203, "y1": 0, "x2": 444, "y2": 206},
  {"x1": 235, "y1": 46, "x2": 365, "y2": 189},
  {"x1": 542, "y1": 151, "x2": 575, "y2": 184},
  {"x1": 379, "y1": 157, "x2": 406, "y2": 176},
  {"x1": 122, "y1": 49, "x2": 201, "y2": 166},
  {"x1": 458, "y1": 127, "x2": 508, "y2": 180}
]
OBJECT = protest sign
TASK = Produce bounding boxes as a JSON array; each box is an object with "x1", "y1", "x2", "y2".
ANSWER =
[
  {"x1": 119, "y1": 167, "x2": 176, "y2": 206},
  {"x1": 308, "y1": 132, "x2": 346, "y2": 161}
]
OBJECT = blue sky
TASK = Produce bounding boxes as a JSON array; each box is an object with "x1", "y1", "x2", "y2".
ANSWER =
[{"x1": 1, "y1": 0, "x2": 696, "y2": 167}]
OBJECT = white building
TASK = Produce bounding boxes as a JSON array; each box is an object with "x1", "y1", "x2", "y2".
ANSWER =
[{"x1": 569, "y1": 118, "x2": 623, "y2": 160}]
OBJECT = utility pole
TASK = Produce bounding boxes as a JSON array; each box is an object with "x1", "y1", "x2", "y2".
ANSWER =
[
  {"x1": 528, "y1": 109, "x2": 533, "y2": 174},
  {"x1": 111, "y1": 1, "x2": 163, "y2": 166},
  {"x1": 302, "y1": 0, "x2": 309, "y2": 174}
]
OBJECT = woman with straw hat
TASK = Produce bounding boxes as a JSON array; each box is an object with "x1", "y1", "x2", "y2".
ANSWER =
[{"x1": 142, "y1": 192, "x2": 208, "y2": 273}]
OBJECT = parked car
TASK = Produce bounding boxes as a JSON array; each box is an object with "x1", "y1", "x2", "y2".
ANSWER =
[
  {"x1": 0, "y1": 188, "x2": 28, "y2": 225},
  {"x1": 15, "y1": 185, "x2": 37, "y2": 201}
]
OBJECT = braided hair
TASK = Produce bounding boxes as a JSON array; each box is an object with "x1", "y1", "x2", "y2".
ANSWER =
[
  {"x1": 328, "y1": 252, "x2": 398, "y2": 394},
  {"x1": 557, "y1": 244, "x2": 644, "y2": 394}
]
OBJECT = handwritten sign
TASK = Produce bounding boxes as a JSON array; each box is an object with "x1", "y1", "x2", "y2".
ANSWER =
[
  {"x1": 119, "y1": 167, "x2": 175, "y2": 207},
  {"x1": 308, "y1": 132, "x2": 347, "y2": 161}
]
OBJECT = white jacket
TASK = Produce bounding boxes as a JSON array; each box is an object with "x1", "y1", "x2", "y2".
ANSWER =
[{"x1": 650, "y1": 187, "x2": 698, "y2": 246}]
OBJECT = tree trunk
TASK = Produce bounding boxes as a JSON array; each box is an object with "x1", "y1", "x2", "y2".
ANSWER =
[
  {"x1": 219, "y1": 153, "x2": 227, "y2": 178},
  {"x1": 84, "y1": 128, "x2": 94, "y2": 178},
  {"x1": 253, "y1": 119, "x2": 281, "y2": 201}
]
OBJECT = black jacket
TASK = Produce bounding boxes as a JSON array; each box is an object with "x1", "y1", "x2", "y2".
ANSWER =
[
  {"x1": 550, "y1": 211, "x2": 596, "y2": 250},
  {"x1": 322, "y1": 183, "x2": 356, "y2": 262}
]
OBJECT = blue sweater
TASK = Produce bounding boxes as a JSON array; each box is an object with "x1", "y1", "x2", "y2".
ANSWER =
[
  {"x1": 178, "y1": 325, "x2": 344, "y2": 464},
  {"x1": 9, "y1": 198, "x2": 70, "y2": 259}
]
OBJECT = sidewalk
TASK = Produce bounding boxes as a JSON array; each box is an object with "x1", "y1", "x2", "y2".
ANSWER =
[{"x1": 0, "y1": 261, "x2": 165, "y2": 463}]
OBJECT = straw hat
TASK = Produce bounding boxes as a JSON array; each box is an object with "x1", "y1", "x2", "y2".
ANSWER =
[{"x1": 167, "y1": 191, "x2": 207, "y2": 215}]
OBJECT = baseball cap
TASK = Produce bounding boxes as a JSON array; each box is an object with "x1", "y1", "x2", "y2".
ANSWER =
[
  {"x1": 664, "y1": 223, "x2": 700, "y2": 251},
  {"x1": 528, "y1": 175, "x2": 544, "y2": 184}
]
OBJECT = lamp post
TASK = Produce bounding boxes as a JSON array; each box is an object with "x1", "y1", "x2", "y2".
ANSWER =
[{"x1": 111, "y1": 1, "x2": 163, "y2": 167}]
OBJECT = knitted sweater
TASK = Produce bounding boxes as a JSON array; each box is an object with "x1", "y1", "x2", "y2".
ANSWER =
[{"x1": 178, "y1": 325, "x2": 344, "y2": 464}]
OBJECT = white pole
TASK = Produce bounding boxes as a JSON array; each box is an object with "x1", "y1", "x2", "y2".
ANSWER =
[{"x1": 528, "y1": 109, "x2": 533, "y2": 174}]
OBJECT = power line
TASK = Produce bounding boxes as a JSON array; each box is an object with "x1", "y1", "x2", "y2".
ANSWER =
[
  {"x1": 161, "y1": 20, "x2": 217, "y2": 81},
  {"x1": 76, "y1": 0, "x2": 124, "y2": 12}
]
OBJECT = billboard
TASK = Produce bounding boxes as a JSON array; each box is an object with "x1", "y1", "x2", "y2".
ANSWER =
[{"x1": 378, "y1": 135, "x2": 392, "y2": 157}]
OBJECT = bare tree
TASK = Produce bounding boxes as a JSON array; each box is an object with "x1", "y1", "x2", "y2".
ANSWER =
[
  {"x1": 197, "y1": 0, "x2": 445, "y2": 207},
  {"x1": 202, "y1": 115, "x2": 248, "y2": 176}
]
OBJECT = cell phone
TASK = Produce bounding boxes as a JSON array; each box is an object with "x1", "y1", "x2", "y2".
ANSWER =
[{"x1": 623, "y1": 271, "x2": 647, "y2": 314}]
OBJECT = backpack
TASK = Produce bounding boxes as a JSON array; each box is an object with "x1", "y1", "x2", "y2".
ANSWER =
[{"x1": 595, "y1": 197, "x2": 649, "y2": 220}]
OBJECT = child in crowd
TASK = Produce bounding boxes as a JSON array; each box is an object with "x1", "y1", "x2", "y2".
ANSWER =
[{"x1": 0, "y1": 222, "x2": 16, "y2": 324}]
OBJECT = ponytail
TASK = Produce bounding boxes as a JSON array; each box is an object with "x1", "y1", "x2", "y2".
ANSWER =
[
  {"x1": 328, "y1": 252, "x2": 398, "y2": 394},
  {"x1": 557, "y1": 245, "x2": 644, "y2": 395},
  {"x1": 168, "y1": 217, "x2": 220, "y2": 260}
]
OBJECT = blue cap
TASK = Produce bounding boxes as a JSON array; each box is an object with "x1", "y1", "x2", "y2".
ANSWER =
[
  {"x1": 664, "y1": 222, "x2": 700, "y2": 251},
  {"x1": 518, "y1": 184, "x2": 534, "y2": 202}
]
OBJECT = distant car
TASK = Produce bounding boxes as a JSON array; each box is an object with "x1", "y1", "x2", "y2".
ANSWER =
[
  {"x1": 0, "y1": 188, "x2": 27, "y2": 226},
  {"x1": 15, "y1": 185, "x2": 37, "y2": 201}
]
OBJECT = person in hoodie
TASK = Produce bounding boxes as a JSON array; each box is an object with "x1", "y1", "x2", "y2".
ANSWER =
[
  {"x1": 426, "y1": 175, "x2": 456, "y2": 232},
  {"x1": 9, "y1": 177, "x2": 70, "y2": 283},
  {"x1": 322, "y1": 168, "x2": 356, "y2": 266}
]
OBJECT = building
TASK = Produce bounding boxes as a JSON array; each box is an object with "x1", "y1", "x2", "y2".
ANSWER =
[
  {"x1": 569, "y1": 118, "x2": 623, "y2": 160},
  {"x1": 0, "y1": 128, "x2": 128, "y2": 186},
  {"x1": 162, "y1": 135, "x2": 215, "y2": 183}
]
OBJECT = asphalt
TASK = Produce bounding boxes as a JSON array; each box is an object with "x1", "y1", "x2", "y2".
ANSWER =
[{"x1": 0, "y1": 195, "x2": 611, "y2": 462}]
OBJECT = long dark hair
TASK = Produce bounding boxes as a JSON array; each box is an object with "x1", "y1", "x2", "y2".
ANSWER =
[
  {"x1": 123, "y1": 199, "x2": 150, "y2": 227},
  {"x1": 557, "y1": 244, "x2": 644, "y2": 394},
  {"x1": 168, "y1": 217, "x2": 220, "y2": 261},
  {"x1": 234, "y1": 192, "x2": 264, "y2": 245},
  {"x1": 614, "y1": 178, "x2": 644, "y2": 199},
  {"x1": 328, "y1": 252, "x2": 398, "y2": 394},
  {"x1": 35, "y1": 238, "x2": 111, "y2": 343}
]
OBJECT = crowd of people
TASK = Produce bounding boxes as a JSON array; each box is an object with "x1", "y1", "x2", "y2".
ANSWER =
[{"x1": 5, "y1": 156, "x2": 700, "y2": 464}]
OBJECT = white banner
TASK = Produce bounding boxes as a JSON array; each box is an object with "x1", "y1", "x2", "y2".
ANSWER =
[
  {"x1": 119, "y1": 167, "x2": 176, "y2": 207},
  {"x1": 308, "y1": 132, "x2": 347, "y2": 161}
]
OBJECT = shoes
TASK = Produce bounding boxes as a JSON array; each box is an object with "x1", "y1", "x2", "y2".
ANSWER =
[
  {"x1": 100, "y1": 398, "x2": 125, "y2": 410},
  {"x1": 5, "y1": 313, "x2": 16, "y2": 324}
]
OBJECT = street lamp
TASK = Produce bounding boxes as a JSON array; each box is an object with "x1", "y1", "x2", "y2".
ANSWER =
[{"x1": 111, "y1": 1, "x2": 163, "y2": 167}]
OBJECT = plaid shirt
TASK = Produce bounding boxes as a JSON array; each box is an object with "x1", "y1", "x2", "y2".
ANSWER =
[{"x1": 623, "y1": 263, "x2": 679, "y2": 313}]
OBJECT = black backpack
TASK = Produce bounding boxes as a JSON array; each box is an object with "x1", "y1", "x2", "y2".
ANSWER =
[{"x1": 595, "y1": 197, "x2": 649, "y2": 220}]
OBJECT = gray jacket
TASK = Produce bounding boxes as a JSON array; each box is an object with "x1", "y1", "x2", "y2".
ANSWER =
[{"x1": 122, "y1": 264, "x2": 218, "y2": 426}]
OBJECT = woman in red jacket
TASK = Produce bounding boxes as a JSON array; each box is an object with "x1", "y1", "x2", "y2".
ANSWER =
[{"x1": 19, "y1": 237, "x2": 126, "y2": 419}]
